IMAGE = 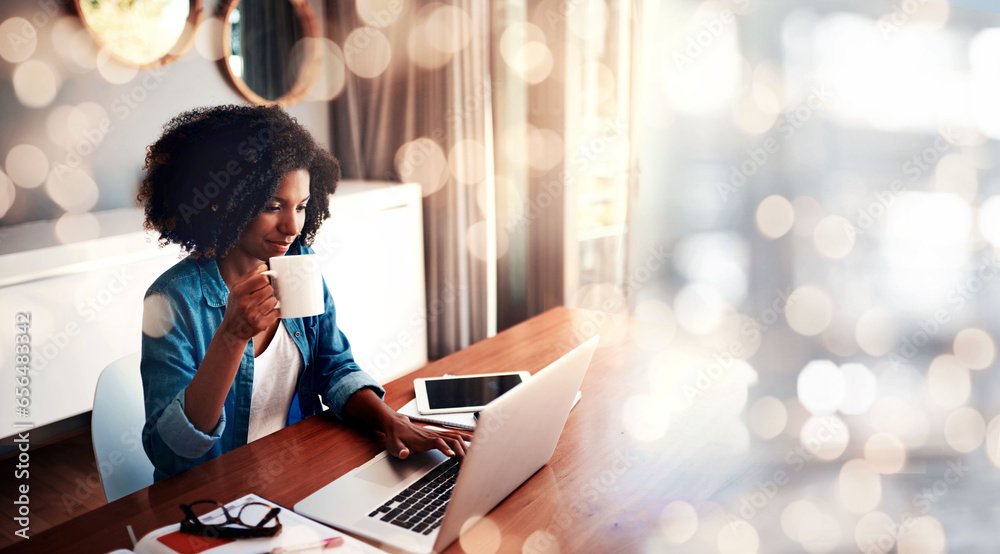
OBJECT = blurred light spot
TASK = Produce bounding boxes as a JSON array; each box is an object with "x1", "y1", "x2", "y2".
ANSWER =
[
  {"x1": 864, "y1": 433, "x2": 907, "y2": 474},
  {"x1": 702, "y1": 313, "x2": 761, "y2": 360},
  {"x1": 781, "y1": 500, "x2": 824, "y2": 543},
  {"x1": 933, "y1": 153, "x2": 978, "y2": 203},
  {"x1": 855, "y1": 511, "x2": 896, "y2": 554},
  {"x1": 926, "y1": 354, "x2": 971, "y2": 409},
  {"x1": 986, "y1": 414, "x2": 1000, "y2": 468},
  {"x1": 344, "y1": 27, "x2": 392, "y2": 78},
  {"x1": 800, "y1": 415, "x2": 849, "y2": 461},
  {"x1": 755, "y1": 194, "x2": 794, "y2": 239},
  {"x1": 67, "y1": 27, "x2": 100, "y2": 70},
  {"x1": 51, "y1": 17, "x2": 86, "y2": 70},
  {"x1": 792, "y1": 196, "x2": 827, "y2": 238},
  {"x1": 870, "y1": 396, "x2": 929, "y2": 448},
  {"x1": 673, "y1": 232, "x2": 748, "y2": 305},
  {"x1": 0, "y1": 18, "x2": 36, "y2": 63},
  {"x1": 305, "y1": 38, "x2": 347, "y2": 101},
  {"x1": 717, "y1": 518, "x2": 758, "y2": 554},
  {"x1": 821, "y1": 311, "x2": 858, "y2": 358},
  {"x1": 395, "y1": 138, "x2": 449, "y2": 196},
  {"x1": 748, "y1": 396, "x2": 787, "y2": 440},
  {"x1": 674, "y1": 283, "x2": 729, "y2": 335},
  {"x1": 54, "y1": 212, "x2": 100, "y2": 244},
  {"x1": 13, "y1": 60, "x2": 59, "y2": 108},
  {"x1": 458, "y1": 516, "x2": 501, "y2": 554},
  {"x1": 407, "y1": 17, "x2": 452, "y2": 69},
  {"x1": 797, "y1": 360, "x2": 844, "y2": 416},
  {"x1": 500, "y1": 22, "x2": 545, "y2": 67},
  {"x1": 813, "y1": 215, "x2": 855, "y2": 259},
  {"x1": 466, "y1": 220, "x2": 507, "y2": 262},
  {"x1": 662, "y1": 4, "x2": 741, "y2": 116},
  {"x1": 514, "y1": 41, "x2": 554, "y2": 84},
  {"x1": 978, "y1": 195, "x2": 1000, "y2": 247},
  {"x1": 195, "y1": 17, "x2": 224, "y2": 61},
  {"x1": 711, "y1": 418, "x2": 751, "y2": 456},
  {"x1": 96, "y1": 46, "x2": 137, "y2": 84},
  {"x1": 46, "y1": 167, "x2": 99, "y2": 213},
  {"x1": 623, "y1": 394, "x2": 670, "y2": 441},
  {"x1": 944, "y1": 406, "x2": 986, "y2": 453},
  {"x1": 732, "y1": 92, "x2": 778, "y2": 135},
  {"x1": 802, "y1": 515, "x2": 841, "y2": 554},
  {"x1": 783, "y1": 396, "x2": 810, "y2": 439},
  {"x1": 855, "y1": 308, "x2": 897, "y2": 356},
  {"x1": 6, "y1": 144, "x2": 49, "y2": 189},
  {"x1": 839, "y1": 363, "x2": 877, "y2": 415},
  {"x1": 586, "y1": 61, "x2": 616, "y2": 104},
  {"x1": 785, "y1": 285, "x2": 834, "y2": 336},
  {"x1": 630, "y1": 299, "x2": 677, "y2": 352},
  {"x1": 752, "y1": 80, "x2": 782, "y2": 114},
  {"x1": 838, "y1": 459, "x2": 881, "y2": 513},
  {"x1": 448, "y1": 139, "x2": 486, "y2": 186},
  {"x1": 896, "y1": 516, "x2": 946, "y2": 554},
  {"x1": 425, "y1": 5, "x2": 472, "y2": 55},
  {"x1": 356, "y1": 0, "x2": 405, "y2": 28},
  {"x1": 0, "y1": 171, "x2": 15, "y2": 219},
  {"x1": 523, "y1": 530, "x2": 559, "y2": 554},
  {"x1": 567, "y1": 0, "x2": 607, "y2": 42},
  {"x1": 526, "y1": 127, "x2": 563, "y2": 172},
  {"x1": 660, "y1": 501, "x2": 698, "y2": 544},
  {"x1": 46, "y1": 105, "x2": 85, "y2": 149},
  {"x1": 953, "y1": 327, "x2": 996, "y2": 370},
  {"x1": 886, "y1": 193, "x2": 970, "y2": 302}
]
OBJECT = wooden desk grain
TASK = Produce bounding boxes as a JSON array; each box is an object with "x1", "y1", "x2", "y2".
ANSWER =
[{"x1": 6, "y1": 307, "x2": 677, "y2": 553}]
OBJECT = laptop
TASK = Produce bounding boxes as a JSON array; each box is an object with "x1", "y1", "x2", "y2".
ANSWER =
[{"x1": 294, "y1": 336, "x2": 599, "y2": 553}]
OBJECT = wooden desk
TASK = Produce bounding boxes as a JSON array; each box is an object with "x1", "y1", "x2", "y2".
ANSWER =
[{"x1": 7, "y1": 307, "x2": 693, "y2": 553}]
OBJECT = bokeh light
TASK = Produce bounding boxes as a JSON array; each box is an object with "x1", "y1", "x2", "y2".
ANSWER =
[
  {"x1": 466, "y1": 220, "x2": 508, "y2": 262},
  {"x1": 499, "y1": 22, "x2": 545, "y2": 68},
  {"x1": 864, "y1": 433, "x2": 907, "y2": 474},
  {"x1": 0, "y1": 17, "x2": 37, "y2": 63},
  {"x1": 0, "y1": 170, "x2": 15, "y2": 219},
  {"x1": 717, "y1": 518, "x2": 759, "y2": 554},
  {"x1": 792, "y1": 196, "x2": 827, "y2": 238},
  {"x1": 797, "y1": 360, "x2": 845, "y2": 416},
  {"x1": 659, "y1": 501, "x2": 698, "y2": 544},
  {"x1": 799, "y1": 415, "x2": 849, "y2": 461},
  {"x1": 45, "y1": 167, "x2": 100, "y2": 213},
  {"x1": 838, "y1": 363, "x2": 877, "y2": 415},
  {"x1": 896, "y1": 516, "x2": 946, "y2": 554},
  {"x1": 943, "y1": 406, "x2": 986, "y2": 453},
  {"x1": 755, "y1": 194, "x2": 795, "y2": 239},
  {"x1": 953, "y1": 327, "x2": 996, "y2": 370},
  {"x1": 629, "y1": 299, "x2": 677, "y2": 352},
  {"x1": 869, "y1": 396, "x2": 929, "y2": 448},
  {"x1": 458, "y1": 515, "x2": 501, "y2": 554},
  {"x1": 926, "y1": 354, "x2": 971, "y2": 409},
  {"x1": 622, "y1": 394, "x2": 670, "y2": 441},
  {"x1": 54, "y1": 212, "x2": 100, "y2": 244},
  {"x1": 96, "y1": 46, "x2": 138, "y2": 84},
  {"x1": 674, "y1": 283, "x2": 729, "y2": 334},
  {"x1": 567, "y1": 0, "x2": 608, "y2": 42},
  {"x1": 933, "y1": 153, "x2": 978, "y2": 203},
  {"x1": 838, "y1": 459, "x2": 882, "y2": 513},
  {"x1": 6, "y1": 144, "x2": 49, "y2": 189},
  {"x1": 813, "y1": 215, "x2": 856, "y2": 259},
  {"x1": 425, "y1": 5, "x2": 472, "y2": 55},
  {"x1": 748, "y1": 396, "x2": 787, "y2": 440},
  {"x1": 821, "y1": 311, "x2": 858, "y2": 357},
  {"x1": 356, "y1": 0, "x2": 405, "y2": 28},
  {"x1": 344, "y1": 27, "x2": 393, "y2": 78},
  {"x1": 526, "y1": 127, "x2": 563, "y2": 172},
  {"x1": 395, "y1": 137, "x2": 449, "y2": 196},
  {"x1": 513, "y1": 41, "x2": 554, "y2": 84},
  {"x1": 195, "y1": 16, "x2": 224, "y2": 61},
  {"x1": 854, "y1": 511, "x2": 896, "y2": 554},
  {"x1": 780, "y1": 500, "x2": 825, "y2": 543},
  {"x1": 785, "y1": 285, "x2": 834, "y2": 336},
  {"x1": 304, "y1": 39, "x2": 347, "y2": 102},
  {"x1": 855, "y1": 308, "x2": 898, "y2": 356},
  {"x1": 448, "y1": 139, "x2": 486, "y2": 186},
  {"x1": 13, "y1": 60, "x2": 59, "y2": 108}
]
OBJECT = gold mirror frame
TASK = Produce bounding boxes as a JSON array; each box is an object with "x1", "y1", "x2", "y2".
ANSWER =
[
  {"x1": 74, "y1": 0, "x2": 203, "y2": 68},
  {"x1": 222, "y1": 0, "x2": 320, "y2": 107}
]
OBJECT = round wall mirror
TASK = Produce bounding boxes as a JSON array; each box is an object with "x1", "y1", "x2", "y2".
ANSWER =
[
  {"x1": 223, "y1": 0, "x2": 320, "y2": 106},
  {"x1": 75, "y1": 0, "x2": 202, "y2": 67}
]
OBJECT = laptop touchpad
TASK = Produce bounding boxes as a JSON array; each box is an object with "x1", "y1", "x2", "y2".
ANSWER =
[{"x1": 357, "y1": 451, "x2": 446, "y2": 488}]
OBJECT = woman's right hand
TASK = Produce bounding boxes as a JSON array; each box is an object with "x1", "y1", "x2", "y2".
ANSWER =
[{"x1": 220, "y1": 264, "x2": 280, "y2": 341}]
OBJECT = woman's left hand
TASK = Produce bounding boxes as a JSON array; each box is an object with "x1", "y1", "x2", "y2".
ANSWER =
[{"x1": 379, "y1": 413, "x2": 471, "y2": 459}]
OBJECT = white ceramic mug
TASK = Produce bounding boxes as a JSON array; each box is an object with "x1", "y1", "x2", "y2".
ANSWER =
[{"x1": 262, "y1": 254, "x2": 325, "y2": 318}]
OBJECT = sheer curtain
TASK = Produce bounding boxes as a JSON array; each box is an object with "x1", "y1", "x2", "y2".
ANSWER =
[{"x1": 327, "y1": 1, "x2": 495, "y2": 359}]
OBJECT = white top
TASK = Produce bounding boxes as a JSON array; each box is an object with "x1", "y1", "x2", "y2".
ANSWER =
[{"x1": 248, "y1": 321, "x2": 303, "y2": 442}]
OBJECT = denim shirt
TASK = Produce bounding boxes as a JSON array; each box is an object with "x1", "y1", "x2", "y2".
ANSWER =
[{"x1": 140, "y1": 242, "x2": 384, "y2": 481}]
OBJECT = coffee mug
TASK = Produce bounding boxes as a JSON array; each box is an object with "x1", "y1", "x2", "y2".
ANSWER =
[{"x1": 262, "y1": 254, "x2": 325, "y2": 318}]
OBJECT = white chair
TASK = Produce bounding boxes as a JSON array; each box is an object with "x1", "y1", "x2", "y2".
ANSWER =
[{"x1": 91, "y1": 352, "x2": 155, "y2": 502}]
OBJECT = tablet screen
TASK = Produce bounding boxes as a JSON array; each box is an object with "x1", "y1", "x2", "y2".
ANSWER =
[{"x1": 424, "y1": 374, "x2": 525, "y2": 410}]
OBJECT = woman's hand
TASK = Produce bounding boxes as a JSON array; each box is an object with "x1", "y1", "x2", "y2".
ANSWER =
[
  {"x1": 220, "y1": 264, "x2": 279, "y2": 341},
  {"x1": 380, "y1": 412, "x2": 471, "y2": 459}
]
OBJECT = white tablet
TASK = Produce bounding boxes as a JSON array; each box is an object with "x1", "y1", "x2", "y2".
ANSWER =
[{"x1": 413, "y1": 372, "x2": 530, "y2": 415}]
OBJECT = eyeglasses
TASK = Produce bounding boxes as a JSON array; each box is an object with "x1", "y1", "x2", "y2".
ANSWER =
[{"x1": 179, "y1": 499, "x2": 282, "y2": 539}]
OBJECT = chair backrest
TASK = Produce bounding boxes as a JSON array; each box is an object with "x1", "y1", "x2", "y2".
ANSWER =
[{"x1": 91, "y1": 352, "x2": 154, "y2": 502}]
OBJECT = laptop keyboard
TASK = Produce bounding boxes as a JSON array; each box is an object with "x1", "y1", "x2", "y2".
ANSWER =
[{"x1": 367, "y1": 457, "x2": 460, "y2": 535}]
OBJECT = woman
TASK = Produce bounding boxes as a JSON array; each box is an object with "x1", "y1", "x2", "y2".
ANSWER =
[{"x1": 137, "y1": 105, "x2": 466, "y2": 481}]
